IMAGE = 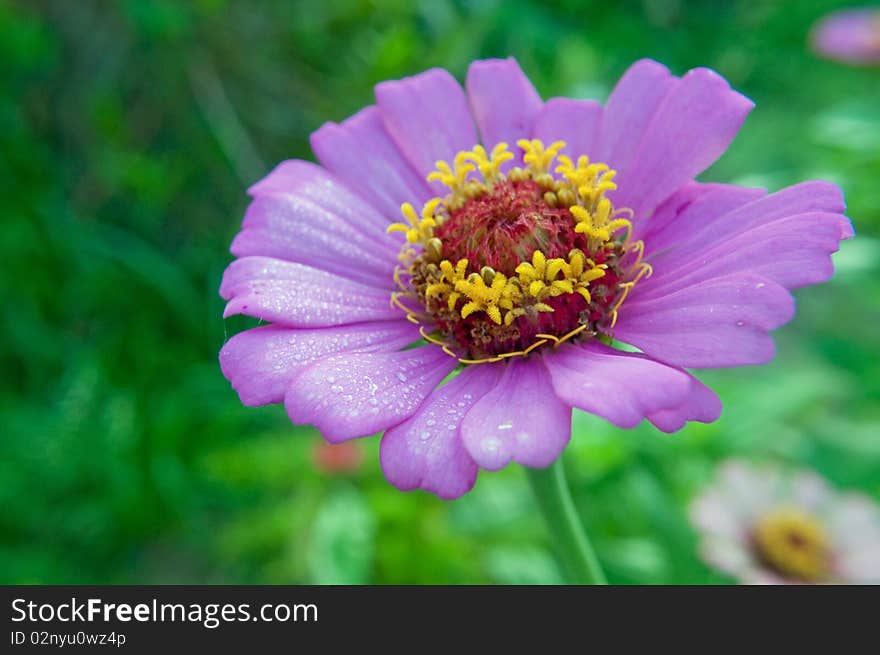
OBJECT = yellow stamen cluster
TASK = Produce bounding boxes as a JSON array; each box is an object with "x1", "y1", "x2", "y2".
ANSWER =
[
  {"x1": 515, "y1": 250, "x2": 604, "y2": 304},
  {"x1": 424, "y1": 259, "x2": 468, "y2": 311},
  {"x1": 425, "y1": 250, "x2": 605, "y2": 325},
  {"x1": 426, "y1": 151, "x2": 473, "y2": 197},
  {"x1": 420, "y1": 250, "x2": 607, "y2": 327},
  {"x1": 555, "y1": 155, "x2": 631, "y2": 243},
  {"x1": 464, "y1": 143, "x2": 514, "y2": 184},
  {"x1": 387, "y1": 138, "x2": 650, "y2": 363},
  {"x1": 387, "y1": 198, "x2": 442, "y2": 244},
  {"x1": 456, "y1": 271, "x2": 516, "y2": 325},
  {"x1": 422, "y1": 143, "x2": 515, "y2": 211},
  {"x1": 519, "y1": 139, "x2": 566, "y2": 175},
  {"x1": 753, "y1": 508, "x2": 831, "y2": 582}
]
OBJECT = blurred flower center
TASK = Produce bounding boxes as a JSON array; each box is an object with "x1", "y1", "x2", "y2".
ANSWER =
[
  {"x1": 388, "y1": 140, "x2": 651, "y2": 363},
  {"x1": 752, "y1": 508, "x2": 831, "y2": 582}
]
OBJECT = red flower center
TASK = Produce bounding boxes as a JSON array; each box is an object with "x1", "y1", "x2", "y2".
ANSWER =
[
  {"x1": 388, "y1": 140, "x2": 650, "y2": 363},
  {"x1": 435, "y1": 178, "x2": 577, "y2": 270}
]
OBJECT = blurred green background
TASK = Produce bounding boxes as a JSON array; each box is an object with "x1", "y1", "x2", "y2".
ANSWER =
[{"x1": 2, "y1": 0, "x2": 878, "y2": 584}]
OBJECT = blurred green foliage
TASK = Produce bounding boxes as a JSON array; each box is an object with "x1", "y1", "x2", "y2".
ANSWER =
[{"x1": 1, "y1": 0, "x2": 878, "y2": 584}]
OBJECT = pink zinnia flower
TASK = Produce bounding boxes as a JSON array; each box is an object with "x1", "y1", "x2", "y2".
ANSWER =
[
  {"x1": 690, "y1": 460, "x2": 880, "y2": 584},
  {"x1": 219, "y1": 58, "x2": 852, "y2": 499},
  {"x1": 811, "y1": 7, "x2": 880, "y2": 64}
]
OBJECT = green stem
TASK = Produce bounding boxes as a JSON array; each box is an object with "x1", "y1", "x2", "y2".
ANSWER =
[{"x1": 525, "y1": 459, "x2": 608, "y2": 585}]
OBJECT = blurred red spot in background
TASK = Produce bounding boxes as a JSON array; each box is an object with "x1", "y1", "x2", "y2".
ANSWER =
[{"x1": 312, "y1": 440, "x2": 364, "y2": 475}]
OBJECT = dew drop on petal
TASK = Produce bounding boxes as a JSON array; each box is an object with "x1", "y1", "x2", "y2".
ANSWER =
[{"x1": 482, "y1": 436, "x2": 501, "y2": 453}]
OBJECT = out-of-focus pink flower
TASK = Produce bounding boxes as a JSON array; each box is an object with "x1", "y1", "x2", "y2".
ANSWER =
[
  {"x1": 312, "y1": 440, "x2": 364, "y2": 475},
  {"x1": 219, "y1": 57, "x2": 851, "y2": 499},
  {"x1": 811, "y1": 8, "x2": 880, "y2": 64},
  {"x1": 690, "y1": 460, "x2": 880, "y2": 584}
]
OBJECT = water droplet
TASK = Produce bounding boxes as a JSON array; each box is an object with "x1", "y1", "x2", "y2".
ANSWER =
[
  {"x1": 330, "y1": 385, "x2": 343, "y2": 393},
  {"x1": 482, "y1": 436, "x2": 501, "y2": 453},
  {"x1": 497, "y1": 420, "x2": 514, "y2": 430},
  {"x1": 396, "y1": 372, "x2": 408, "y2": 382}
]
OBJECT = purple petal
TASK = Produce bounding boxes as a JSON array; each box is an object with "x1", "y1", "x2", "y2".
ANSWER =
[
  {"x1": 647, "y1": 373, "x2": 722, "y2": 433},
  {"x1": 248, "y1": 159, "x2": 396, "y2": 240},
  {"x1": 284, "y1": 347, "x2": 457, "y2": 443},
  {"x1": 635, "y1": 182, "x2": 706, "y2": 243},
  {"x1": 219, "y1": 321, "x2": 420, "y2": 407},
  {"x1": 638, "y1": 181, "x2": 852, "y2": 300},
  {"x1": 375, "y1": 68, "x2": 478, "y2": 192},
  {"x1": 310, "y1": 106, "x2": 433, "y2": 219},
  {"x1": 614, "y1": 273, "x2": 795, "y2": 368},
  {"x1": 613, "y1": 67, "x2": 754, "y2": 219},
  {"x1": 644, "y1": 181, "x2": 849, "y2": 265},
  {"x1": 220, "y1": 256, "x2": 399, "y2": 327},
  {"x1": 592, "y1": 59, "x2": 676, "y2": 170},
  {"x1": 231, "y1": 193, "x2": 396, "y2": 287},
  {"x1": 637, "y1": 182, "x2": 766, "y2": 247},
  {"x1": 380, "y1": 364, "x2": 502, "y2": 499},
  {"x1": 531, "y1": 97, "x2": 603, "y2": 161},
  {"x1": 544, "y1": 342, "x2": 691, "y2": 429},
  {"x1": 641, "y1": 212, "x2": 849, "y2": 297},
  {"x1": 466, "y1": 58, "x2": 543, "y2": 166},
  {"x1": 459, "y1": 357, "x2": 571, "y2": 471}
]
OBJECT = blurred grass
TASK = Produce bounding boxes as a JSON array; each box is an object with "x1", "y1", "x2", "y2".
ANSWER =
[{"x1": 0, "y1": 0, "x2": 878, "y2": 584}]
